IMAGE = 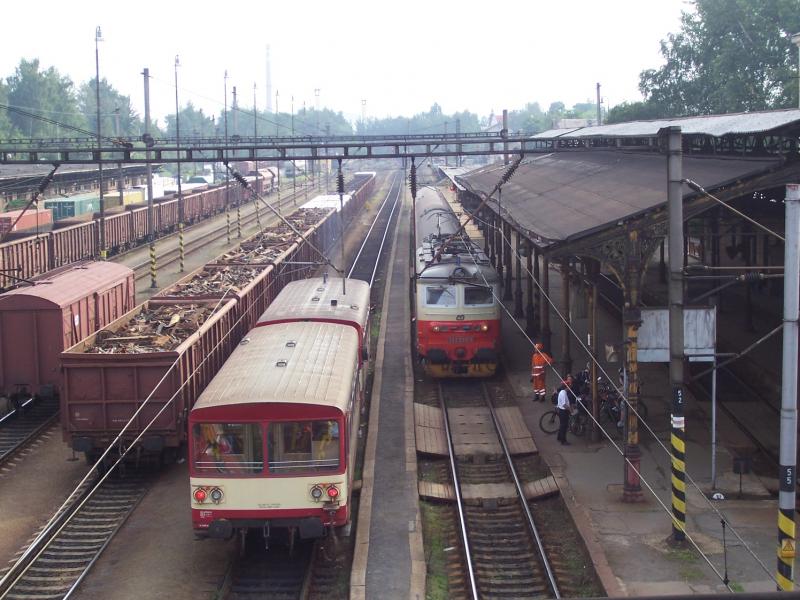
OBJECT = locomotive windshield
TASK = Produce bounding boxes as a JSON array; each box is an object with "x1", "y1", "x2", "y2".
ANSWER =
[
  {"x1": 425, "y1": 285, "x2": 457, "y2": 307},
  {"x1": 464, "y1": 286, "x2": 495, "y2": 306},
  {"x1": 267, "y1": 419, "x2": 341, "y2": 474},
  {"x1": 192, "y1": 423, "x2": 264, "y2": 474}
]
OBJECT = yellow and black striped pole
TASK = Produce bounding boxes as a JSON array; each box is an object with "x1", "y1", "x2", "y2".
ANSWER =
[
  {"x1": 666, "y1": 126, "x2": 687, "y2": 541},
  {"x1": 179, "y1": 222, "x2": 185, "y2": 272},
  {"x1": 149, "y1": 241, "x2": 157, "y2": 288},
  {"x1": 777, "y1": 183, "x2": 799, "y2": 591}
]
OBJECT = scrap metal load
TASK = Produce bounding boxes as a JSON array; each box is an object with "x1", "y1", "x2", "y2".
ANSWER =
[
  {"x1": 86, "y1": 304, "x2": 214, "y2": 354},
  {"x1": 59, "y1": 172, "x2": 377, "y2": 461}
]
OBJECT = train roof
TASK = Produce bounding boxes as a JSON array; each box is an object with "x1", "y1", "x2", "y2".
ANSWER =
[
  {"x1": 192, "y1": 321, "x2": 358, "y2": 414},
  {"x1": 300, "y1": 194, "x2": 352, "y2": 211},
  {"x1": 257, "y1": 277, "x2": 370, "y2": 330}
]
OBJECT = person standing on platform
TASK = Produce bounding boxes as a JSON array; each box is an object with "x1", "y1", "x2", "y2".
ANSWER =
[
  {"x1": 556, "y1": 374, "x2": 573, "y2": 446},
  {"x1": 530, "y1": 343, "x2": 553, "y2": 402}
]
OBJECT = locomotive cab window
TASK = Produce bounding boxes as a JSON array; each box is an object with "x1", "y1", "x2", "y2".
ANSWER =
[
  {"x1": 464, "y1": 286, "x2": 494, "y2": 306},
  {"x1": 192, "y1": 423, "x2": 263, "y2": 474},
  {"x1": 425, "y1": 285, "x2": 457, "y2": 307},
  {"x1": 268, "y1": 419, "x2": 341, "y2": 474}
]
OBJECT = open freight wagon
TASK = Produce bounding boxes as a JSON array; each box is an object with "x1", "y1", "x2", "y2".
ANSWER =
[{"x1": 59, "y1": 205, "x2": 340, "y2": 463}]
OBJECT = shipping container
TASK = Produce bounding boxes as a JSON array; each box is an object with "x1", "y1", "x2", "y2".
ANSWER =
[
  {"x1": 0, "y1": 261, "x2": 135, "y2": 399},
  {"x1": 0, "y1": 209, "x2": 53, "y2": 236},
  {"x1": 60, "y1": 298, "x2": 238, "y2": 456},
  {"x1": 45, "y1": 195, "x2": 99, "y2": 220}
]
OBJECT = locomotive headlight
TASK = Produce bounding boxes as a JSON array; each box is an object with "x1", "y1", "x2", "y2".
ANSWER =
[
  {"x1": 432, "y1": 325, "x2": 440, "y2": 333},
  {"x1": 193, "y1": 487, "x2": 207, "y2": 504},
  {"x1": 310, "y1": 485, "x2": 324, "y2": 501},
  {"x1": 480, "y1": 324, "x2": 489, "y2": 332},
  {"x1": 210, "y1": 487, "x2": 224, "y2": 504}
]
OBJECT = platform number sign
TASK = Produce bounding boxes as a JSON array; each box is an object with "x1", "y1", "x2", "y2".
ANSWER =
[
  {"x1": 672, "y1": 387, "x2": 683, "y2": 412},
  {"x1": 781, "y1": 465, "x2": 795, "y2": 492}
]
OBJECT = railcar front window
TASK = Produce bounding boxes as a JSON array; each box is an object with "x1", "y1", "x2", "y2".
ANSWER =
[
  {"x1": 464, "y1": 286, "x2": 495, "y2": 306},
  {"x1": 425, "y1": 285, "x2": 457, "y2": 307},
  {"x1": 192, "y1": 423, "x2": 263, "y2": 474},
  {"x1": 268, "y1": 420, "x2": 341, "y2": 474}
]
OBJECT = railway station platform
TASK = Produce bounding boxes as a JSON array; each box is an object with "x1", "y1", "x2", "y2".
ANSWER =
[
  {"x1": 351, "y1": 192, "x2": 425, "y2": 600},
  {"x1": 502, "y1": 262, "x2": 784, "y2": 596}
]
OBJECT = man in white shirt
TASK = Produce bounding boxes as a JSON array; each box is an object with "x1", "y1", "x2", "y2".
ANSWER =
[{"x1": 556, "y1": 374, "x2": 573, "y2": 446}]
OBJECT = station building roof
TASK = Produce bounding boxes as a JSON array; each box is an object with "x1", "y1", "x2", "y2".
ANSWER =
[{"x1": 456, "y1": 108, "x2": 800, "y2": 254}]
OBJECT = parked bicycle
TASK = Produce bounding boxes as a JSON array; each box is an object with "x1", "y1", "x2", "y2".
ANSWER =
[{"x1": 539, "y1": 405, "x2": 587, "y2": 437}]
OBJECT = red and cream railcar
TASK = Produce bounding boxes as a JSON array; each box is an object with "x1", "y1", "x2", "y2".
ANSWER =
[
  {"x1": 414, "y1": 188, "x2": 501, "y2": 377},
  {"x1": 189, "y1": 276, "x2": 370, "y2": 542}
]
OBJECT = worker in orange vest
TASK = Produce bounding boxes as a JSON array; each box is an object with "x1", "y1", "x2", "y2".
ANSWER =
[{"x1": 531, "y1": 342, "x2": 553, "y2": 402}]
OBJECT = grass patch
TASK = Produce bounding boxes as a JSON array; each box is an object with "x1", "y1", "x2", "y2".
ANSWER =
[
  {"x1": 420, "y1": 501, "x2": 449, "y2": 600},
  {"x1": 729, "y1": 581, "x2": 744, "y2": 593},
  {"x1": 665, "y1": 545, "x2": 704, "y2": 582}
]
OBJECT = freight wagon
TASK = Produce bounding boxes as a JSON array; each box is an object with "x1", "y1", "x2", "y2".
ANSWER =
[
  {"x1": 60, "y1": 205, "x2": 340, "y2": 463},
  {"x1": 0, "y1": 209, "x2": 53, "y2": 236},
  {"x1": 0, "y1": 261, "x2": 135, "y2": 401},
  {"x1": 0, "y1": 175, "x2": 271, "y2": 290}
]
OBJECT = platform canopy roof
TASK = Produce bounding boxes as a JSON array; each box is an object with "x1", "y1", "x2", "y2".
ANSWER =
[{"x1": 456, "y1": 109, "x2": 800, "y2": 254}]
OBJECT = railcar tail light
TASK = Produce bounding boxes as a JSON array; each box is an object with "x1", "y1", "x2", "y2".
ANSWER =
[
  {"x1": 210, "y1": 487, "x2": 224, "y2": 504},
  {"x1": 327, "y1": 485, "x2": 340, "y2": 499},
  {"x1": 193, "y1": 488, "x2": 207, "y2": 503},
  {"x1": 480, "y1": 324, "x2": 489, "y2": 332}
]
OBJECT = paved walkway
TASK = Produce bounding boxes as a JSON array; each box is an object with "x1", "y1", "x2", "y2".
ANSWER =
[
  {"x1": 352, "y1": 190, "x2": 424, "y2": 600},
  {"x1": 503, "y1": 260, "x2": 784, "y2": 596}
]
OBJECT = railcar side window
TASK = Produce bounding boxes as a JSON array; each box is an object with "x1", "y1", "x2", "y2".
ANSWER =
[
  {"x1": 192, "y1": 423, "x2": 263, "y2": 474},
  {"x1": 268, "y1": 420, "x2": 340, "y2": 474},
  {"x1": 425, "y1": 285, "x2": 457, "y2": 307},
  {"x1": 464, "y1": 286, "x2": 495, "y2": 306}
]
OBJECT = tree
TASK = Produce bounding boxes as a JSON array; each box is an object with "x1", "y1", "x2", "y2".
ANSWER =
[
  {"x1": 6, "y1": 59, "x2": 85, "y2": 138},
  {"x1": 78, "y1": 78, "x2": 142, "y2": 138},
  {"x1": 606, "y1": 101, "x2": 666, "y2": 124},
  {"x1": 0, "y1": 81, "x2": 18, "y2": 139},
  {"x1": 639, "y1": 0, "x2": 800, "y2": 115}
]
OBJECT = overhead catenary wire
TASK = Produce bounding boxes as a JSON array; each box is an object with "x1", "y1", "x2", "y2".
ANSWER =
[{"x1": 454, "y1": 187, "x2": 775, "y2": 584}]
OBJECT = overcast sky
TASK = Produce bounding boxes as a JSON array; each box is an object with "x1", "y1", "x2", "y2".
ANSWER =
[{"x1": 2, "y1": 0, "x2": 691, "y2": 129}]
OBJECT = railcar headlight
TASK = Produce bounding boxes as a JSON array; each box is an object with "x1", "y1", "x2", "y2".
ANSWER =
[
  {"x1": 311, "y1": 485, "x2": 324, "y2": 501},
  {"x1": 210, "y1": 487, "x2": 224, "y2": 504},
  {"x1": 193, "y1": 487, "x2": 207, "y2": 504},
  {"x1": 432, "y1": 325, "x2": 440, "y2": 333},
  {"x1": 480, "y1": 324, "x2": 489, "y2": 332}
]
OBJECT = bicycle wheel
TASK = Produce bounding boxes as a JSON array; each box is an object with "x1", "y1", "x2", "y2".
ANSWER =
[
  {"x1": 539, "y1": 410, "x2": 559, "y2": 434},
  {"x1": 569, "y1": 413, "x2": 586, "y2": 437}
]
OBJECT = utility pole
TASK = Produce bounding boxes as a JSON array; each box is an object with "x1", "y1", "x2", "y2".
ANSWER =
[
  {"x1": 667, "y1": 125, "x2": 686, "y2": 542},
  {"x1": 793, "y1": 34, "x2": 800, "y2": 109},
  {"x1": 456, "y1": 118, "x2": 461, "y2": 167},
  {"x1": 175, "y1": 55, "x2": 185, "y2": 270},
  {"x1": 95, "y1": 26, "x2": 106, "y2": 260},
  {"x1": 253, "y1": 83, "x2": 261, "y2": 229},
  {"x1": 777, "y1": 183, "x2": 799, "y2": 591},
  {"x1": 502, "y1": 109, "x2": 509, "y2": 165},
  {"x1": 224, "y1": 70, "x2": 230, "y2": 244},
  {"x1": 114, "y1": 107, "x2": 124, "y2": 209},
  {"x1": 596, "y1": 82, "x2": 602, "y2": 126},
  {"x1": 143, "y1": 67, "x2": 156, "y2": 288},
  {"x1": 444, "y1": 121, "x2": 448, "y2": 168},
  {"x1": 232, "y1": 86, "x2": 238, "y2": 136}
]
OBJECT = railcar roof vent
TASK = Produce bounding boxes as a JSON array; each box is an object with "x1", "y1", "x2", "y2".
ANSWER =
[
  {"x1": 285, "y1": 341, "x2": 296, "y2": 348},
  {"x1": 330, "y1": 299, "x2": 338, "y2": 307},
  {"x1": 312, "y1": 296, "x2": 320, "y2": 302},
  {"x1": 276, "y1": 359, "x2": 288, "y2": 367},
  {"x1": 317, "y1": 286, "x2": 325, "y2": 292}
]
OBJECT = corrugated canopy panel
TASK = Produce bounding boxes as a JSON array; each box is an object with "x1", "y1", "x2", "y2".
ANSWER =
[
  {"x1": 541, "y1": 108, "x2": 800, "y2": 138},
  {"x1": 457, "y1": 152, "x2": 781, "y2": 246},
  {"x1": 0, "y1": 261, "x2": 134, "y2": 309}
]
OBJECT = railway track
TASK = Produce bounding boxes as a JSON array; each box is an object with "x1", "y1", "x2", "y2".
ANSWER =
[
  {"x1": 0, "y1": 470, "x2": 152, "y2": 599},
  {"x1": 0, "y1": 396, "x2": 60, "y2": 469},
  {"x1": 128, "y1": 189, "x2": 311, "y2": 282},
  {"x1": 436, "y1": 380, "x2": 559, "y2": 599},
  {"x1": 347, "y1": 172, "x2": 401, "y2": 286}
]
